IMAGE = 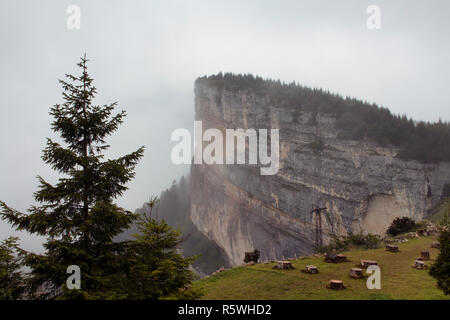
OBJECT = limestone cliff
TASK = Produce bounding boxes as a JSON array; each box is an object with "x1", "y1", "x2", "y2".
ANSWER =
[{"x1": 190, "y1": 77, "x2": 450, "y2": 266}]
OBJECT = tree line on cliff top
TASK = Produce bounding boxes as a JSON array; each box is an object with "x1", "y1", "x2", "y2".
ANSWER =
[{"x1": 197, "y1": 73, "x2": 450, "y2": 163}]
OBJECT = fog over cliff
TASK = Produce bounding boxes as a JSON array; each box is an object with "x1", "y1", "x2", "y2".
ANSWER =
[{"x1": 1, "y1": 0, "x2": 450, "y2": 254}]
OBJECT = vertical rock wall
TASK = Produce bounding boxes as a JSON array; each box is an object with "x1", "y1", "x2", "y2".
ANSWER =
[{"x1": 190, "y1": 81, "x2": 450, "y2": 266}]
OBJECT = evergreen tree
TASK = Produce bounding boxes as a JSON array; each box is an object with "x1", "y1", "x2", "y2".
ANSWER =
[
  {"x1": 429, "y1": 228, "x2": 450, "y2": 295},
  {"x1": 123, "y1": 197, "x2": 201, "y2": 299},
  {"x1": 0, "y1": 55, "x2": 144, "y2": 299},
  {"x1": 0, "y1": 237, "x2": 25, "y2": 300},
  {"x1": 430, "y1": 212, "x2": 450, "y2": 295}
]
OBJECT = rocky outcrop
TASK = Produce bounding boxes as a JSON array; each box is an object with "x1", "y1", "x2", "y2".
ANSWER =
[{"x1": 190, "y1": 80, "x2": 450, "y2": 266}]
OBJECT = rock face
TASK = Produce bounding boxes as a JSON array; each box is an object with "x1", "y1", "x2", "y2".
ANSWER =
[{"x1": 190, "y1": 81, "x2": 450, "y2": 266}]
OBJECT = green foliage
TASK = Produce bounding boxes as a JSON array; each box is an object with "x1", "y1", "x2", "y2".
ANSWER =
[
  {"x1": 0, "y1": 237, "x2": 25, "y2": 300},
  {"x1": 197, "y1": 73, "x2": 450, "y2": 163},
  {"x1": 316, "y1": 233, "x2": 382, "y2": 253},
  {"x1": 0, "y1": 56, "x2": 147, "y2": 299},
  {"x1": 157, "y1": 176, "x2": 230, "y2": 274},
  {"x1": 0, "y1": 56, "x2": 201, "y2": 300},
  {"x1": 121, "y1": 197, "x2": 202, "y2": 300},
  {"x1": 120, "y1": 175, "x2": 230, "y2": 275},
  {"x1": 387, "y1": 217, "x2": 417, "y2": 236},
  {"x1": 429, "y1": 229, "x2": 450, "y2": 295},
  {"x1": 347, "y1": 233, "x2": 382, "y2": 249}
]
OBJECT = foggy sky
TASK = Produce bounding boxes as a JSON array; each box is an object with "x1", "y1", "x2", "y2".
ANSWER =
[{"x1": 1, "y1": 0, "x2": 449, "y2": 253}]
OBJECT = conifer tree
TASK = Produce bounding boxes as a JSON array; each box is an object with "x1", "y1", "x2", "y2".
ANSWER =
[
  {"x1": 0, "y1": 55, "x2": 145, "y2": 299},
  {"x1": 0, "y1": 237, "x2": 25, "y2": 300},
  {"x1": 123, "y1": 197, "x2": 201, "y2": 299},
  {"x1": 430, "y1": 215, "x2": 450, "y2": 295}
]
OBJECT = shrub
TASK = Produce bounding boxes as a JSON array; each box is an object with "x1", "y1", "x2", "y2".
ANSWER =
[
  {"x1": 347, "y1": 233, "x2": 382, "y2": 249},
  {"x1": 387, "y1": 217, "x2": 417, "y2": 236},
  {"x1": 316, "y1": 233, "x2": 382, "y2": 253},
  {"x1": 316, "y1": 236, "x2": 347, "y2": 254},
  {"x1": 243, "y1": 250, "x2": 260, "y2": 263}
]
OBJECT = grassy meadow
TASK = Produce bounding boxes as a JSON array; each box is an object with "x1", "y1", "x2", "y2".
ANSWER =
[{"x1": 193, "y1": 236, "x2": 448, "y2": 300}]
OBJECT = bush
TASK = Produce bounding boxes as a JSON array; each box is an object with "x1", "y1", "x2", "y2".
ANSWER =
[
  {"x1": 243, "y1": 250, "x2": 260, "y2": 263},
  {"x1": 316, "y1": 236, "x2": 347, "y2": 254},
  {"x1": 387, "y1": 217, "x2": 417, "y2": 236},
  {"x1": 347, "y1": 233, "x2": 382, "y2": 249},
  {"x1": 316, "y1": 233, "x2": 382, "y2": 253}
]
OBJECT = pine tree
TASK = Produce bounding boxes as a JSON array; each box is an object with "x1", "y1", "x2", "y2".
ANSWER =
[
  {"x1": 430, "y1": 214, "x2": 450, "y2": 295},
  {"x1": 0, "y1": 237, "x2": 25, "y2": 300},
  {"x1": 0, "y1": 55, "x2": 144, "y2": 299},
  {"x1": 429, "y1": 228, "x2": 450, "y2": 295},
  {"x1": 123, "y1": 197, "x2": 202, "y2": 299}
]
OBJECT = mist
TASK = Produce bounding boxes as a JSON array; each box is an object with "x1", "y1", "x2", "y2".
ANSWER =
[{"x1": 1, "y1": 0, "x2": 450, "y2": 253}]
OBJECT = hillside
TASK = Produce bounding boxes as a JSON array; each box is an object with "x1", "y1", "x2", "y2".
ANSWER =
[
  {"x1": 429, "y1": 198, "x2": 450, "y2": 224},
  {"x1": 193, "y1": 236, "x2": 448, "y2": 300},
  {"x1": 192, "y1": 76, "x2": 450, "y2": 266}
]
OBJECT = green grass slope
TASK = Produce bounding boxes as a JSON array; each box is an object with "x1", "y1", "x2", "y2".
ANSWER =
[
  {"x1": 429, "y1": 198, "x2": 450, "y2": 224},
  {"x1": 193, "y1": 236, "x2": 448, "y2": 300}
]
